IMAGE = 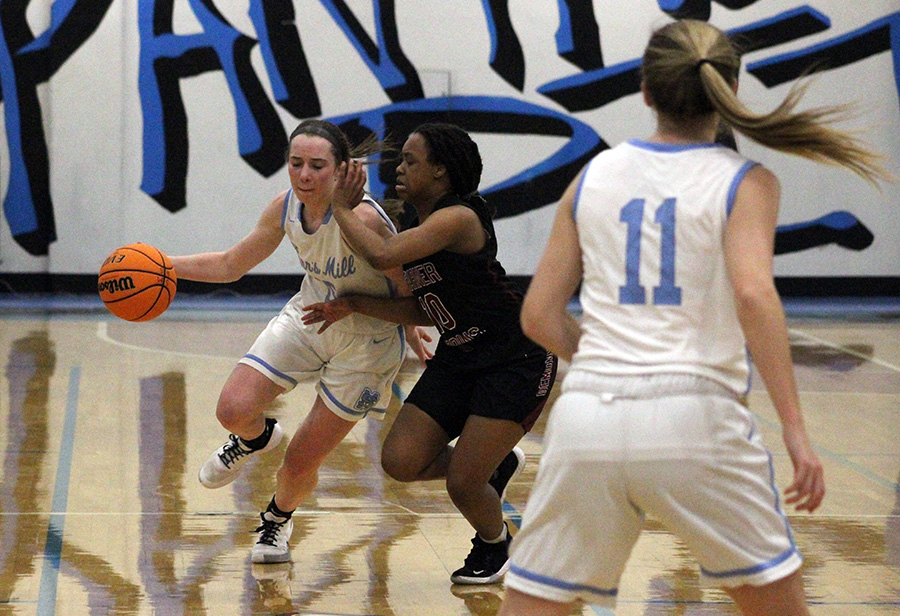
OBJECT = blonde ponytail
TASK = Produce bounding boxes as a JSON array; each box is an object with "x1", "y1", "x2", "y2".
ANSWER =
[{"x1": 643, "y1": 20, "x2": 890, "y2": 185}]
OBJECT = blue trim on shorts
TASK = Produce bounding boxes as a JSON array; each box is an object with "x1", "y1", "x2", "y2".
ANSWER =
[
  {"x1": 765, "y1": 448, "x2": 799, "y2": 547},
  {"x1": 701, "y1": 448, "x2": 800, "y2": 579},
  {"x1": 319, "y1": 381, "x2": 387, "y2": 418},
  {"x1": 509, "y1": 565, "x2": 617, "y2": 597},
  {"x1": 392, "y1": 381, "x2": 408, "y2": 403},
  {"x1": 701, "y1": 546, "x2": 800, "y2": 579},
  {"x1": 244, "y1": 353, "x2": 298, "y2": 386}
]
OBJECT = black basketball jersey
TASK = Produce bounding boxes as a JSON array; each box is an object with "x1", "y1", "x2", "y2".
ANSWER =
[{"x1": 402, "y1": 193, "x2": 525, "y2": 355}]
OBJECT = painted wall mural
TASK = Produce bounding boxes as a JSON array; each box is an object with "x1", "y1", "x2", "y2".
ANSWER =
[{"x1": 0, "y1": 1, "x2": 897, "y2": 284}]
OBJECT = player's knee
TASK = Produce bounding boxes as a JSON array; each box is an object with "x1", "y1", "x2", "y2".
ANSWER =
[
  {"x1": 215, "y1": 393, "x2": 257, "y2": 433},
  {"x1": 445, "y1": 471, "x2": 478, "y2": 508},
  {"x1": 381, "y1": 448, "x2": 418, "y2": 483}
]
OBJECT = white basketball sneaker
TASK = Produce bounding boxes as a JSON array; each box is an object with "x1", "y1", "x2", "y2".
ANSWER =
[
  {"x1": 251, "y1": 511, "x2": 294, "y2": 564},
  {"x1": 198, "y1": 418, "x2": 283, "y2": 489}
]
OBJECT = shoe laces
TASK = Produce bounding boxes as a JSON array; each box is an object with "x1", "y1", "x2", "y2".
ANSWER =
[
  {"x1": 219, "y1": 434, "x2": 252, "y2": 468},
  {"x1": 254, "y1": 514, "x2": 288, "y2": 547}
]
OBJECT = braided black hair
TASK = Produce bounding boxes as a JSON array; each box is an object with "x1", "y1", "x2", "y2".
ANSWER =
[{"x1": 412, "y1": 123, "x2": 495, "y2": 216}]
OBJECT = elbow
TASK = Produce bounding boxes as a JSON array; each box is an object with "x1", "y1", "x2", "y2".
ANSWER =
[
  {"x1": 218, "y1": 268, "x2": 243, "y2": 284},
  {"x1": 732, "y1": 278, "x2": 780, "y2": 317},
  {"x1": 219, "y1": 255, "x2": 248, "y2": 283}
]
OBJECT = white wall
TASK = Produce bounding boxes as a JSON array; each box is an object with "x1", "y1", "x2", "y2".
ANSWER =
[{"x1": 0, "y1": 0, "x2": 897, "y2": 281}]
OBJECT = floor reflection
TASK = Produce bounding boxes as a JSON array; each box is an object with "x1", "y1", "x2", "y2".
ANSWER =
[
  {"x1": 450, "y1": 584, "x2": 504, "y2": 615},
  {"x1": 0, "y1": 316, "x2": 896, "y2": 615},
  {"x1": 251, "y1": 562, "x2": 293, "y2": 614},
  {"x1": 1, "y1": 330, "x2": 56, "y2": 607}
]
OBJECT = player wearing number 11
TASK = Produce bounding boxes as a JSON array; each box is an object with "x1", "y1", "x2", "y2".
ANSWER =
[{"x1": 499, "y1": 19, "x2": 889, "y2": 616}]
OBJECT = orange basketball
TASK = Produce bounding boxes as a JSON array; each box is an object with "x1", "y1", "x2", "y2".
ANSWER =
[{"x1": 98, "y1": 243, "x2": 177, "y2": 321}]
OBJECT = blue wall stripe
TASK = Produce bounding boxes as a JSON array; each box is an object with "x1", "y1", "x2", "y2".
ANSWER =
[{"x1": 37, "y1": 366, "x2": 81, "y2": 616}]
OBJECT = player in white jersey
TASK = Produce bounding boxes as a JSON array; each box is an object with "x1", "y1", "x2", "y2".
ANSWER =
[
  {"x1": 170, "y1": 119, "x2": 430, "y2": 564},
  {"x1": 573, "y1": 141, "x2": 754, "y2": 394},
  {"x1": 499, "y1": 19, "x2": 888, "y2": 616},
  {"x1": 242, "y1": 190, "x2": 404, "y2": 418}
]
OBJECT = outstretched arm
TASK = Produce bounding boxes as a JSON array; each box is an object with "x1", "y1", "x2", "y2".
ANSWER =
[
  {"x1": 302, "y1": 295, "x2": 433, "y2": 332},
  {"x1": 169, "y1": 192, "x2": 286, "y2": 282}
]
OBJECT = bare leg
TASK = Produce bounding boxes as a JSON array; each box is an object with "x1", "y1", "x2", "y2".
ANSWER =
[
  {"x1": 215, "y1": 363, "x2": 284, "y2": 440},
  {"x1": 725, "y1": 569, "x2": 811, "y2": 616},
  {"x1": 381, "y1": 403, "x2": 453, "y2": 482},
  {"x1": 497, "y1": 588, "x2": 573, "y2": 616},
  {"x1": 381, "y1": 404, "x2": 525, "y2": 539},
  {"x1": 273, "y1": 396, "x2": 356, "y2": 511},
  {"x1": 448, "y1": 415, "x2": 524, "y2": 539}
]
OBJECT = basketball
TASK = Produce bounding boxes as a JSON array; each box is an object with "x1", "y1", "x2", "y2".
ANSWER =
[{"x1": 98, "y1": 243, "x2": 177, "y2": 321}]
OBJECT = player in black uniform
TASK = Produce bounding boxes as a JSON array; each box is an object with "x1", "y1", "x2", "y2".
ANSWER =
[{"x1": 302, "y1": 122, "x2": 558, "y2": 585}]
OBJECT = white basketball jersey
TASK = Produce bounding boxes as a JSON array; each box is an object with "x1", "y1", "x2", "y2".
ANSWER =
[
  {"x1": 282, "y1": 190, "x2": 398, "y2": 335},
  {"x1": 572, "y1": 140, "x2": 758, "y2": 395}
]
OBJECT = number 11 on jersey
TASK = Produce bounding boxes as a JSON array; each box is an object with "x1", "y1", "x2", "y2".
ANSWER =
[{"x1": 619, "y1": 198, "x2": 683, "y2": 306}]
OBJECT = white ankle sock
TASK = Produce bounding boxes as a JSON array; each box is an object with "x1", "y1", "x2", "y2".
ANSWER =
[{"x1": 480, "y1": 523, "x2": 508, "y2": 544}]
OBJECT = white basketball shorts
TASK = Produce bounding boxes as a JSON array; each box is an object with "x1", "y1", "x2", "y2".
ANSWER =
[
  {"x1": 506, "y1": 371, "x2": 802, "y2": 608},
  {"x1": 239, "y1": 298, "x2": 404, "y2": 422}
]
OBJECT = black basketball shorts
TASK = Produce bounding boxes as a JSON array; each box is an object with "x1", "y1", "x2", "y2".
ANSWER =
[{"x1": 404, "y1": 345, "x2": 558, "y2": 439}]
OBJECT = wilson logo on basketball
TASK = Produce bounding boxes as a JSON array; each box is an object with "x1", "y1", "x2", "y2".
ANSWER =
[
  {"x1": 98, "y1": 276, "x2": 136, "y2": 294},
  {"x1": 98, "y1": 242, "x2": 176, "y2": 321}
]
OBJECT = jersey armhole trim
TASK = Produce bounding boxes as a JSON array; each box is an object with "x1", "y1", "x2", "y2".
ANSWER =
[
  {"x1": 572, "y1": 161, "x2": 593, "y2": 221},
  {"x1": 281, "y1": 191, "x2": 292, "y2": 229},
  {"x1": 363, "y1": 197, "x2": 398, "y2": 234},
  {"x1": 726, "y1": 161, "x2": 760, "y2": 217}
]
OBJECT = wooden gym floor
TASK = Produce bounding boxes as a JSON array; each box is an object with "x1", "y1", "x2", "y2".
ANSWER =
[{"x1": 0, "y1": 297, "x2": 898, "y2": 615}]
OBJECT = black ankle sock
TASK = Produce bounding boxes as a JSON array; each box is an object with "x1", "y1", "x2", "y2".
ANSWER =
[
  {"x1": 266, "y1": 496, "x2": 294, "y2": 520},
  {"x1": 241, "y1": 417, "x2": 275, "y2": 450}
]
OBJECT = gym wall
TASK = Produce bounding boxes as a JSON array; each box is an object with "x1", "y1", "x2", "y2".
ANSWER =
[{"x1": 0, "y1": 1, "x2": 897, "y2": 296}]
